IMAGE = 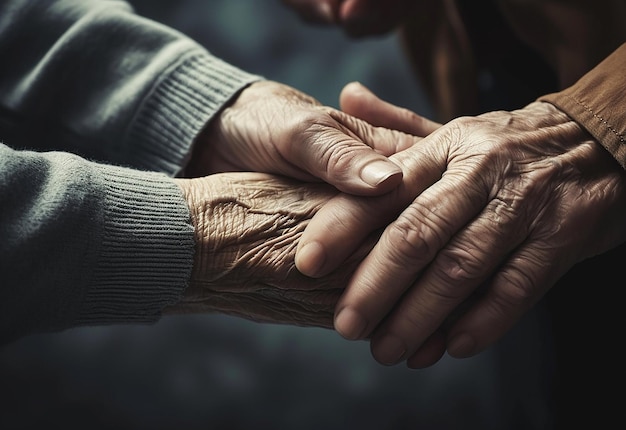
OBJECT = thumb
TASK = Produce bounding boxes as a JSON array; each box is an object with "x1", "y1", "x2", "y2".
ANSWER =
[
  {"x1": 302, "y1": 126, "x2": 403, "y2": 195},
  {"x1": 340, "y1": 82, "x2": 441, "y2": 136}
]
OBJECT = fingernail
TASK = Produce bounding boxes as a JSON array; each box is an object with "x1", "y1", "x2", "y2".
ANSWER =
[
  {"x1": 295, "y1": 241, "x2": 325, "y2": 277},
  {"x1": 334, "y1": 307, "x2": 367, "y2": 340},
  {"x1": 360, "y1": 160, "x2": 402, "y2": 187},
  {"x1": 372, "y1": 334, "x2": 407, "y2": 365},
  {"x1": 447, "y1": 333, "x2": 476, "y2": 358}
]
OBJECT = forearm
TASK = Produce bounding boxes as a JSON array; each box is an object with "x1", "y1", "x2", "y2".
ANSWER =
[
  {"x1": 0, "y1": 144, "x2": 194, "y2": 344},
  {"x1": 539, "y1": 42, "x2": 626, "y2": 169},
  {"x1": 0, "y1": 0, "x2": 261, "y2": 175}
]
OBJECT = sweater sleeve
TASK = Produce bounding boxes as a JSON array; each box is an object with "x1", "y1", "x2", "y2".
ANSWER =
[
  {"x1": 0, "y1": 144, "x2": 194, "y2": 344},
  {"x1": 539, "y1": 43, "x2": 626, "y2": 169},
  {"x1": 0, "y1": 0, "x2": 263, "y2": 343},
  {"x1": 0, "y1": 0, "x2": 262, "y2": 175}
]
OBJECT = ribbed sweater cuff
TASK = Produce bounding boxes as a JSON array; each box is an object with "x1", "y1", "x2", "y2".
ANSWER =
[
  {"x1": 127, "y1": 48, "x2": 263, "y2": 176},
  {"x1": 75, "y1": 164, "x2": 195, "y2": 326}
]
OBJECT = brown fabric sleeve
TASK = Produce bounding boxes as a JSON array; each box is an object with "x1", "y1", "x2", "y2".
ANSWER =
[{"x1": 538, "y1": 43, "x2": 626, "y2": 169}]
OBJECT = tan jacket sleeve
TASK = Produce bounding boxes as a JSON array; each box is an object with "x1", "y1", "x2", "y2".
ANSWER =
[{"x1": 539, "y1": 43, "x2": 626, "y2": 169}]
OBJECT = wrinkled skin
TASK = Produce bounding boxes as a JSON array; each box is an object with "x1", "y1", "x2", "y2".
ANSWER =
[
  {"x1": 296, "y1": 84, "x2": 626, "y2": 367},
  {"x1": 168, "y1": 173, "x2": 375, "y2": 328},
  {"x1": 164, "y1": 80, "x2": 434, "y2": 330},
  {"x1": 184, "y1": 80, "x2": 420, "y2": 195}
]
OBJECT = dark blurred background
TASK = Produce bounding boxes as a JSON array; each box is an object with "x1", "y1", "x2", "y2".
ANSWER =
[{"x1": 0, "y1": 1, "x2": 555, "y2": 429}]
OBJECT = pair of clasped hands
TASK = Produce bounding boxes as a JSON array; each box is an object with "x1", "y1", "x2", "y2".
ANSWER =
[{"x1": 175, "y1": 79, "x2": 626, "y2": 369}]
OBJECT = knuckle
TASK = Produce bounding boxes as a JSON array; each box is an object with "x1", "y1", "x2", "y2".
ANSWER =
[
  {"x1": 384, "y1": 201, "x2": 451, "y2": 266},
  {"x1": 434, "y1": 246, "x2": 486, "y2": 287},
  {"x1": 298, "y1": 123, "x2": 361, "y2": 179},
  {"x1": 497, "y1": 264, "x2": 540, "y2": 307},
  {"x1": 324, "y1": 141, "x2": 360, "y2": 175},
  {"x1": 384, "y1": 213, "x2": 434, "y2": 268},
  {"x1": 488, "y1": 195, "x2": 520, "y2": 224}
]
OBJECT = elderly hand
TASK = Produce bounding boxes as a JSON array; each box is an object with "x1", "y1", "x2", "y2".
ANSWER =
[
  {"x1": 296, "y1": 93, "x2": 626, "y2": 367},
  {"x1": 184, "y1": 80, "x2": 422, "y2": 196},
  {"x1": 168, "y1": 172, "x2": 377, "y2": 328},
  {"x1": 281, "y1": 0, "x2": 416, "y2": 37}
]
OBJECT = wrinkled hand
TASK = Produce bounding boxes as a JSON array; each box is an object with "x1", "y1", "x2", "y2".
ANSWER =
[
  {"x1": 296, "y1": 99, "x2": 626, "y2": 367},
  {"x1": 281, "y1": 0, "x2": 416, "y2": 37},
  {"x1": 168, "y1": 172, "x2": 376, "y2": 328},
  {"x1": 185, "y1": 80, "x2": 422, "y2": 196}
]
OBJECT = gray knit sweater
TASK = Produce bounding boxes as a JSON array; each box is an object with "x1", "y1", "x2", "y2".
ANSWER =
[{"x1": 0, "y1": 0, "x2": 261, "y2": 343}]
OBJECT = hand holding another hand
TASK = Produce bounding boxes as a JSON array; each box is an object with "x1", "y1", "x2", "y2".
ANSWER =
[
  {"x1": 165, "y1": 80, "x2": 439, "y2": 331},
  {"x1": 296, "y1": 84, "x2": 626, "y2": 367}
]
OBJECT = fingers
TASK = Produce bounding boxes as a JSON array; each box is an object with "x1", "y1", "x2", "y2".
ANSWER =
[
  {"x1": 293, "y1": 133, "x2": 405, "y2": 195},
  {"x1": 280, "y1": 0, "x2": 340, "y2": 24},
  {"x1": 295, "y1": 192, "x2": 401, "y2": 277},
  {"x1": 300, "y1": 80, "x2": 440, "y2": 197},
  {"x1": 211, "y1": 80, "x2": 410, "y2": 196},
  {"x1": 357, "y1": 194, "x2": 541, "y2": 366},
  {"x1": 289, "y1": 107, "x2": 422, "y2": 196},
  {"x1": 444, "y1": 244, "x2": 560, "y2": 358},
  {"x1": 300, "y1": 100, "x2": 626, "y2": 369},
  {"x1": 332, "y1": 174, "x2": 490, "y2": 342},
  {"x1": 339, "y1": 82, "x2": 441, "y2": 135},
  {"x1": 404, "y1": 330, "x2": 447, "y2": 369},
  {"x1": 295, "y1": 139, "x2": 446, "y2": 278}
]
